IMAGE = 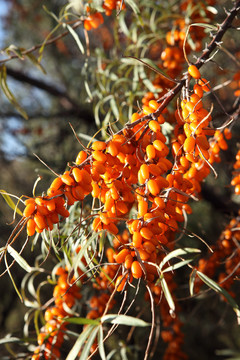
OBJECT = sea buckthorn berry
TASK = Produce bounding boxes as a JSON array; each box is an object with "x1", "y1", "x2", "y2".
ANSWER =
[
  {"x1": 107, "y1": 142, "x2": 119, "y2": 157},
  {"x1": 116, "y1": 274, "x2": 127, "y2": 292},
  {"x1": 188, "y1": 65, "x2": 201, "y2": 79},
  {"x1": 196, "y1": 135, "x2": 209, "y2": 150},
  {"x1": 92, "y1": 150, "x2": 107, "y2": 163},
  {"x1": 49, "y1": 177, "x2": 63, "y2": 190},
  {"x1": 224, "y1": 128, "x2": 232, "y2": 140},
  {"x1": 143, "y1": 241, "x2": 155, "y2": 254},
  {"x1": 92, "y1": 141, "x2": 107, "y2": 151},
  {"x1": 133, "y1": 231, "x2": 142, "y2": 248},
  {"x1": 148, "y1": 100, "x2": 159, "y2": 110},
  {"x1": 61, "y1": 172, "x2": 75, "y2": 186},
  {"x1": 172, "y1": 141, "x2": 182, "y2": 157},
  {"x1": 183, "y1": 136, "x2": 195, "y2": 153},
  {"x1": 157, "y1": 115, "x2": 165, "y2": 124},
  {"x1": 147, "y1": 179, "x2": 160, "y2": 196},
  {"x1": 27, "y1": 218, "x2": 36, "y2": 236},
  {"x1": 154, "y1": 196, "x2": 165, "y2": 209},
  {"x1": 34, "y1": 213, "x2": 47, "y2": 230},
  {"x1": 149, "y1": 120, "x2": 161, "y2": 133},
  {"x1": 146, "y1": 145, "x2": 156, "y2": 160},
  {"x1": 23, "y1": 203, "x2": 36, "y2": 217},
  {"x1": 153, "y1": 140, "x2": 165, "y2": 152},
  {"x1": 140, "y1": 164, "x2": 150, "y2": 181},
  {"x1": 114, "y1": 249, "x2": 130, "y2": 264},
  {"x1": 142, "y1": 105, "x2": 152, "y2": 115},
  {"x1": 148, "y1": 164, "x2": 161, "y2": 177},
  {"x1": 198, "y1": 78, "x2": 210, "y2": 92},
  {"x1": 131, "y1": 261, "x2": 143, "y2": 279},
  {"x1": 138, "y1": 249, "x2": 150, "y2": 261},
  {"x1": 190, "y1": 94, "x2": 203, "y2": 109},
  {"x1": 185, "y1": 101, "x2": 195, "y2": 113},
  {"x1": 140, "y1": 227, "x2": 153, "y2": 240},
  {"x1": 124, "y1": 254, "x2": 133, "y2": 269},
  {"x1": 75, "y1": 150, "x2": 88, "y2": 165},
  {"x1": 138, "y1": 200, "x2": 148, "y2": 217},
  {"x1": 193, "y1": 84, "x2": 203, "y2": 98},
  {"x1": 84, "y1": 19, "x2": 92, "y2": 30}
]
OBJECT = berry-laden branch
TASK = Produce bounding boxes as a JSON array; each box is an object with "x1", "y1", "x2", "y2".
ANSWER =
[
  {"x1": 127, "y1": 0, "x2": 240, "y2": 126},
  {"x1": 2, "y1": 1, "x2": 240, "y2": 360}
]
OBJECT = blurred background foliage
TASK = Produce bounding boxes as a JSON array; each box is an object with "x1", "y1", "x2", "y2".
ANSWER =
[{"x1": 0, "y1": 0, "x2": 240, "y2": 359}]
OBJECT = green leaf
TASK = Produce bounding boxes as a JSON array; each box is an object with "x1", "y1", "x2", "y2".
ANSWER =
[
  {"x1": 189, "y1": 268, "x2": 197, "y2": 296},
  {"x1": 0, "y1": 66, "x2": 28, "y2": 120},
  {"x1": 197, "y1": 271, "x2": 240, "y2": 324},
  {"x1": 66, "y1": 325, "x2": 94, "y2": 360},
  {"x1": 4, "y1": 254, "x2": 23, "y2": 302},
  {"x1": 79, "y1": 326, "x2": 99, "y2": 360},
  {"x1": 101, "y1": 314, "x2": 150, "y2": 327},
  {"x1": 64, "y1": 317, "x2": 100, "y2": 326},
  {"x1": 5, "y1": 44, "x2": 24, "y2": 60},
  {"x1": 162, "y1": 259, "x2": 193, "y2": 273},
  {"x1": 98, "y1": 326, "x2": 106, "y2": 360},
  {"x1": 159, "y1": 248, "x2": 201, "y2": 271},
  {"x1": 125, "y1": 0, "x2": 140, "y2": 14},
  {"x1": 160, "y1": 277, "x2": 175, "y2": 315},
  {"x1": 0, "y1": 190, "x2": 23, "y2": 216},
  {"x1": 25, "y1": 53, "x2": 46, "y2": 74},
  {"x1": 7, "y1": 245, "x2": 32, "y2": 273},
  {"x1": 66, "y1": 24, "x2": 85, "y2": 54}
]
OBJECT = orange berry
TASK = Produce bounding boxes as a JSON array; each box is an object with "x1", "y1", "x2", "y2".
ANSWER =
[
  {"x1": 140, "y1": 227, "x2": 153, "y2": 240},
  {"x1": 27, "y1": 218, "x2": 36, "y2": 236},
  {"x1": 75, "y1": 150, "x2": 88, "y2": 165},
  {"x1": 146, "y1": 144, "x2": 156, "y2": 160},
  {"x1": 133, "y1": 231, "x2": 142, "y2": 248},
  {"x1": 23, "y1": 203, "x2": 36, "y2": 217},
  {"x1": 147, "y1": 179, "x2": 160, "y2": 196},
  {"x1": 183, "y1": 136, "x2": 195, "y2": 153},
  {"x1": 188, "y1": 65, "x2": 201, "y2": 79},
  {"x1": 34, "y1": 213, "x2": 47, "y2": 230},
  {"x1": 131, "y1": 261, "x2": 143, "y2": 279},
  {"x1": 124, "y1": 254, "x2": 133, "y2": 269},
  {"x1": 92, "y1": 150, "x2": 107, "y2": 163},
  {"x1": 92, "y1": 141, "x2": 106, "y2": 151},
  {"x1": 153, "y1": 139, "x2": 166, "y2": 152},
  {"x1": 114, "y1": 248, "x2": 130, "y2": 264},
  {"x1": 140, "y1": 164, "x2": 150, "y2": 181},
  {"x1": 198, "y1": 78, "x2": 210, "y2": 92},
  {"x1": 149, "y1": 120, "x2": 161, "y2": 133},
  {"x1": 116, "y1": 274, "x2": 127, "y2": 292},
  {"x1": 193, "y1": 84, "x2": 203, "y2": 98},
  {"x1": 138, "y1": 200, "x2": 148, "y2": 217},
  {"x1": 61, "y1": 172, "x2": 75, "y2": 186},
  {"x1": 148, "y1": 100, "x2": 159, "y2": 110}
]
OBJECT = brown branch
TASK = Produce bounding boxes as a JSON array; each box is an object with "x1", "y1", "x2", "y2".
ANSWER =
[
  {"x1": 127, "y1": 0, "x2": 240, "y2": 128},
  {"x1": 6, "y1": 67, "x2": 78, "y2": 110},
  {"x1": 0, "y1": 21, "x2": 82, "y2": 65}
]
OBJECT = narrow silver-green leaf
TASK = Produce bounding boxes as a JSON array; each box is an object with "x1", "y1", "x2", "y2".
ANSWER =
[
  {"x1": 64, "y1": 317, "x2": 100, "y2": 326},
  {"x1": 7, "y1": 245, "x2": 32, "y2": 273},
  {"x1": 66, "y1": 24, "x2": 85, "y2": 54},
  {"x1": 189, "y1": 269, "x2": 197, "y2": 296},
  {"x1": 162, "y1": 259, "x2": 193, "y2": 273},
  {"x1": 0, "y1": 66, "x2": 28, "y2": 120},
  {"x1": 66, "y1": 325, "x2": 94, "y2": 360},
  {"x1": 125, "y1": 0, "x2": 140, "y2": 14},
  {"x1": 98, "y1": 326, "x2": 106, "y2": 360},
  {"x1": 79, "y1": 326, "x2": 99, "y2": 360},
  {"x1": 102, "y1": 314, "x2": 150, "y2": 327},
  {"x1": 197, "y1": 271, "x2": 240, "y2": 324},
  {"x1": 161, "y1": 277, "x2": 175, "y2": 314},
  {"x1": 159, "y1": 248, "x2": 201, "y2": 271}
]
